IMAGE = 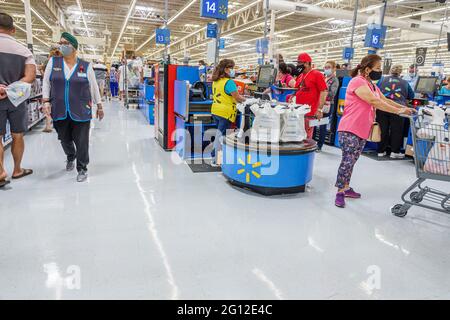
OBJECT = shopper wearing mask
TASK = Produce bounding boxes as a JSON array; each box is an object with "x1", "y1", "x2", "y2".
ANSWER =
[
  {"x1": 334, "y1": 54, "x2": 416, "y2": 208},
  {"x1": 316, "y1": 60, "x2": 339, "y2": 152},
  {"x1": 93, "y1": 60, "x2": 108, "y2": 100},
  {"x1": 403, "y1": 64, "x2": 419, "y2": 91},
  {"x1": 288, "y1": 53, "x2": 328, "y2": 139},
  {"x1": 275, "y1": 63, "x2": 295, "y2": 88},
  {"x1": 210, "y1": 59, "x2": 246, "y2": 167},
  {"x1": 0, "y1": 12, "x2": 36, "y2": 187},
  {"x1": 42, "y1": 32, "x2": 104, "y2": 183},
  {"x1": 377, "y1": 65, "x2": 415, "y2": 159}
]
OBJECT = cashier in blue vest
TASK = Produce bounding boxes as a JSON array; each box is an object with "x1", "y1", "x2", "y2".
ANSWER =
[{"x1": 42, "y1": 32, "x2": 104, "y2": 183}]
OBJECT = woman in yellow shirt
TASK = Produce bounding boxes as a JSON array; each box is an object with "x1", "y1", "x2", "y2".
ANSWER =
[{"x1": 210, "y1": 59, "x2": 246, "y2": 166}]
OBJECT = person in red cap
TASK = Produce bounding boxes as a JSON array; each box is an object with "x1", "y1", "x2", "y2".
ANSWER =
[{"x1": 288, "y1": 52, "x2": 328, "y2": 139}]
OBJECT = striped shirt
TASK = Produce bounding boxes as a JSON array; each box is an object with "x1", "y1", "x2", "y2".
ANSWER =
[
  {"x1": 0, "y1": 33, "x2": 35, "y2": 86},
  {"x1": 0, "y1": 33, "x2": 35, "y2": 108}
]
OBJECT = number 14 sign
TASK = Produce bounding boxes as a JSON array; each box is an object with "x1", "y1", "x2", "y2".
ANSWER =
[{"x1": 200, "y1": 0, "x2": 228, "y2": 20}]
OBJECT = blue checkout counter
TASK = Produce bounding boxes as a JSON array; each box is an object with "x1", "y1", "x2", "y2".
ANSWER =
[
  {"x1": 174, "y1": 78, "x2": 216, "y2": 160},
  {"x1": 139, "y1": 81, "x2": 155, "y2": 125},
  {"x1": 222, "y1": 135, "x2": 317, "y2": 195}
]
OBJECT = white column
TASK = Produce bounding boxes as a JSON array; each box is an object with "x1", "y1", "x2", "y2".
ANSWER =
[
  {"x1": 23, "y1": 0, "x2": 34, "y2": 51},
  {"x1": 269, "y1": 9, "x2": 276, "y2": 66}
]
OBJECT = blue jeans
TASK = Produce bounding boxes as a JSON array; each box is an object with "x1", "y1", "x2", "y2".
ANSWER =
[
  {"x1": 110, "y1": 82, "x2": 119, "y2": 97},
  {"x1": 211, "y1": 115, "x2": 231, "y2": 160}
]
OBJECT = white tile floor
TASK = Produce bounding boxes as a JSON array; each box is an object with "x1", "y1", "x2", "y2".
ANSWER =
[{"x1": 1, "y1": 100, "x2": 449, "y2": 300}]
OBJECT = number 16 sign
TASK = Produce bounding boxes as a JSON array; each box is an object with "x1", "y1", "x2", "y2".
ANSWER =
[{"x1": 200, "y1": 0, "x2": 228, "y2": 20}]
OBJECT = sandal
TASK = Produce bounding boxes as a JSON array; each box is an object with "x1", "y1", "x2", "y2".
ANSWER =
[
  {"x1": 0, "y1": 179, "x2": 10, "y2": 188},
  {"x1": 12, "y1": 168, "x2": 33, "y2": 179}
]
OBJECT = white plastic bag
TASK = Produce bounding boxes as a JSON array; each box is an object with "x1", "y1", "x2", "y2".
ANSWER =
[
  {"x1": 250, "y1": 102, "x2": 283, "y2": 143},
  {"x1": 417, "y1": 107, "x2": 446, "y2": 139},
  {"x1": 6, "y1": 81, "x2": 31, "y2": 107},
  {"x1": 424, "y1": 142, "x2": 450, "y2": 176},
  {"x1": 279, "y1": 104, "x2": 311, "y2": 142}
]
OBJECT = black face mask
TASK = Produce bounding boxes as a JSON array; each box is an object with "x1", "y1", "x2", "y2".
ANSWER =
[
  {"x1": 369, "y1": 70, "x2": 383, "y2": 81},
  {"x1": 292, "y1": 64, "x2": 304, "y2": 77}
]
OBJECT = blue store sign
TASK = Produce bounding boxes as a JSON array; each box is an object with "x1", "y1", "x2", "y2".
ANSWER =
[
  {"x1": 219, "y1": 38, "x2": 225, "y2": 50},
  {"x1": 156, "y1": 28, "x2": 170, "y2": 45},
  {"x1": 200, "y1": 0, "x2": 228, "y2": 20},
  {"x1": 206, "y1": 23, "x2": 217, "y2": 38},
  {"x1": 364, "y1": 24, "x2": 387, "y2": 49},
  {"x1": 342, "y1": 47, "x2": 354, "y2": 60},
  {"x1": 256, "y1": 39, "x2": 269, "y2": 54}
]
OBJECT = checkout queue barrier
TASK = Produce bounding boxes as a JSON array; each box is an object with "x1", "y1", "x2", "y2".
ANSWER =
[{"x1": 222, "y1": 135, "x2": 317, "y2": 196}]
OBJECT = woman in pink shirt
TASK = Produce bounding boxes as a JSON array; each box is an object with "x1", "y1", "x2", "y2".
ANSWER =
[
  {"x1": 275, "y1": 63, "x2": 295, "y2": 87},
  {"x1": 335, "y1": 54, "x2": 415, "y2": 208}
]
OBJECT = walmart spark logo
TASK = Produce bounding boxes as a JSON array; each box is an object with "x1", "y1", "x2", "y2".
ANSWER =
[
  {"x1": 237, "y1": 154, "x2": 262, "y2": 183},
  {"x1": 384, "y1": 82, "x2": 402, "y2": 100},
  {"x1": 219, "y1": 5, "x2": 227, "y2": 16}
]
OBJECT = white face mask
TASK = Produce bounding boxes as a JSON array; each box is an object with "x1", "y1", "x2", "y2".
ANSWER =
[{"x1": 324, "y1": 69, "x2": 332, "y2": 76}]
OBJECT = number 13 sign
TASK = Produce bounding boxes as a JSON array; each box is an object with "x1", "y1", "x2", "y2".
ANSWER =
[{"x1": 200, "y1": 0, "x2": 228, "y2": 20}]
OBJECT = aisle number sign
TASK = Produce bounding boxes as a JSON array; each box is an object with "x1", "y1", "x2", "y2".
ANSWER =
[
  {"x1": 200, "y1": 0, "x2": 228, "y2": 20},
  {"x1": 364, "y1": 24, "x2": 387, "y2": 49},
  {"x1": 342, "y1": 47, "x2": 354, "y2": 60},
  {"x1": 156, "y1": 28, "x2": 170, "y2": 45},
  {"x1": 219, "y1": 38, "x2": 225, "y2": 50}
]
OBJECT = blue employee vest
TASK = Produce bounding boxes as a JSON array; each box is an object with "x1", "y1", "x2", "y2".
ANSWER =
[{"x1": 50, "y1": 57, "x2": 92, "y2": 122}]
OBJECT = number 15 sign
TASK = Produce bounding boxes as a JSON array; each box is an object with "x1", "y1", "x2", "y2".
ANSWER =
[{"x1": 200, "y1": 0, "x2": 228, "y2": 20}]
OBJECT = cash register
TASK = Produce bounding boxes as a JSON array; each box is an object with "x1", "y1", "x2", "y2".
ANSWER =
[
  {"x1": 412, "y1": 76, "x2": 439, "y2": 107},
  {"x1": 253, "y1": 65, "x2": 276, "y2": 100}
]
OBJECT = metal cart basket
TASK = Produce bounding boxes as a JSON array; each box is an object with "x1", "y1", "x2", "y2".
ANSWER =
[{"x1": 391, "y1": 110, "x2": 450, "y2": 217}]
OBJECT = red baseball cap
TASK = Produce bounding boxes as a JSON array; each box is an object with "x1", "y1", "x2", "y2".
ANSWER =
[{"x1": 297, "y1": 52, "x2": 312, "y2": 63}]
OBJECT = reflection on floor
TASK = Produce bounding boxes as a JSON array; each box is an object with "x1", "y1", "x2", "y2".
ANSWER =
[{"x1": 0, "y1": 100, "x2": 449, "y2": 299}]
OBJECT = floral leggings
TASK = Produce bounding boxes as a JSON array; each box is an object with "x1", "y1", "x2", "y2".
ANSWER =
[{"x1": 335, "y1": 131, "x2": 367, "y2": 190}]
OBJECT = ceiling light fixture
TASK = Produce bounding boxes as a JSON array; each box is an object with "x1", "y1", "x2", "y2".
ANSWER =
[
  {"x1": 21, "y1": 0, "x2": 52, "y2": 30},
  {"x1": 146, "y1": 0, "x2": 264, "y2": 57},
  {"x1": 110, "y1": 0, "x2": 138, "y2": 60},
  {"x1": 136, "y1": 0, "x2": 198, "y2": 52},
  {"x1": 15, "y1": 23, "x2": 50, "y2": 47}
]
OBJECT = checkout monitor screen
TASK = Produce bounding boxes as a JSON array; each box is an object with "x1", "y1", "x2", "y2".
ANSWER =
[
  {"x1": 415, "y1": 76, "x2": 438, "y2": 95},
  {"x1": 257, "y1": 65, "x2": 275, "y2": 88}
]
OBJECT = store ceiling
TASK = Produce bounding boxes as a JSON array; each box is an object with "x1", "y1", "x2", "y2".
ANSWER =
[{"x1": 3, "y1": 0, "x2": 450, "y2": 69}]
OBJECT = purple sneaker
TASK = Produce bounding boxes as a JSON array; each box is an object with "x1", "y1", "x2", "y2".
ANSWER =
[
  {"x1": 344, "y1": 188, "x2": 361, "y2": 199},
  {"x1": 335, "y1": 192, "x2": 346, "y2": 208}
]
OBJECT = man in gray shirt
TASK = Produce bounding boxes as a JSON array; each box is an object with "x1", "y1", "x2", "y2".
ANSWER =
[
  {"x1": 93, "y1": 61, "x2": 108, "y2": 100},
  {"x1": 0, "y1": 12, "x2": 36, "y2": 187}
]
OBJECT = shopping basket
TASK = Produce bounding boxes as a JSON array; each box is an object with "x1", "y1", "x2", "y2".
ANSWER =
[{"x1": 391, "y1": 109, "x2": 450, "y2": 217}]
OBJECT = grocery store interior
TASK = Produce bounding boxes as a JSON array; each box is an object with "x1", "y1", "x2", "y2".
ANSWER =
[{"x1": 1, "y1": 0, "x2": 450, "y2": 300}]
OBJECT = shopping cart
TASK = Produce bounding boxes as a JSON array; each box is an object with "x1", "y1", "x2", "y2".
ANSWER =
[{"x1": 391, "y1": 109, "x2": 450, "y2": 217}]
